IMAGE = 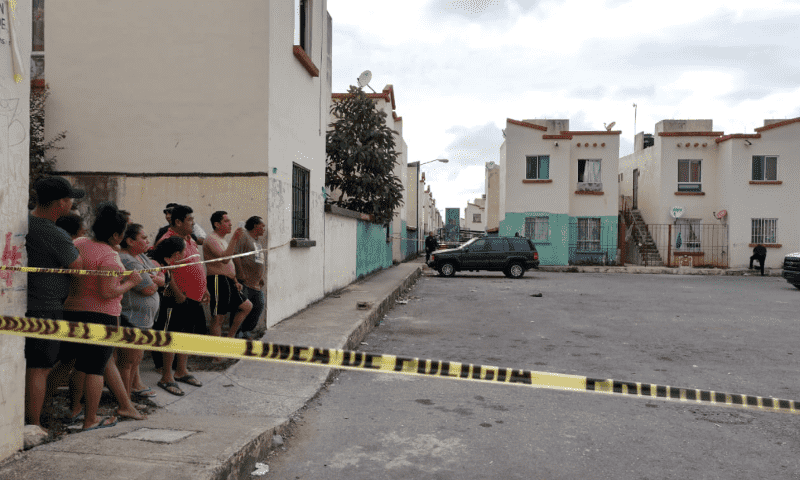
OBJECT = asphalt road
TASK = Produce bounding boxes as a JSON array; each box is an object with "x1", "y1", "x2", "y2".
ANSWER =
[{"x1": 266, "y1": 269, "x2": 800, "y2": 479}]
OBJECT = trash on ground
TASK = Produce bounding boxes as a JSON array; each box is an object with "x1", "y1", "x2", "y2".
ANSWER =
[
  {"x1": 530, "y1": 293, "x2": 543, "y2": 297},
  {"x1": 396, "y1": 300, "x2": 408, "y2": 304},
  {"x1": 251, "y1": 462, "x2": 269, "y2": 476}
]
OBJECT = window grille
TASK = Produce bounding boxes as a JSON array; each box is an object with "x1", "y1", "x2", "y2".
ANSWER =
[
  {"x1": 576, "y1": 218, "x2": 601, "y2": 251},
  {"x1": 292, "y1": 164, "x2": 310, "y2": 239},
  {"x1": 751, "y1": 218, "x2": 777, "y2": 244},
  {"x1": 752, "y1": 156, "x2": 777, "y2": 181},
  {"x1": 525, "y1": 217, "x2": 549, "y2": 241},
  {"x1": 677, "y1": 159, "x2": 702, "y2": 191},
  {"x1": 473, "y1": 214, "x2": 481, "y2": 223},
  {"x1": 525, "y1": 155, "x2": 550, "y2": 180}
]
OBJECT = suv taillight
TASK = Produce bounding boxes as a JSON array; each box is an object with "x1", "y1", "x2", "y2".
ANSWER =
[{"x1": 533, "y1": 251, "x2": 538, "y2": 261}]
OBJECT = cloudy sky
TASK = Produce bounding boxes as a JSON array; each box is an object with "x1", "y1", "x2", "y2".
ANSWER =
[{"x1": 326, "y1": 0, "x2": 800, "y2": 218}]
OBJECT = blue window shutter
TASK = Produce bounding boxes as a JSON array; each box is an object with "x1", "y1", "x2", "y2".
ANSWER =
[{"x1": 540, "y1": 156, "x2": 549, "y2": 180}]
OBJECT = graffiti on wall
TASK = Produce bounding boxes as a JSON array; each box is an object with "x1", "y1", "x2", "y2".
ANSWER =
[{"x1": 0, "y1": 232, "x2": 23, "y2": 292}]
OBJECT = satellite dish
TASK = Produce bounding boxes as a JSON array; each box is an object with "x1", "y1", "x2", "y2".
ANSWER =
[
  {"x1": 357, "y1": 70, "x2": 372, "y2": 88},
  {"x1": 604, "y1": 121, "x2": 616, "y2": 131}
]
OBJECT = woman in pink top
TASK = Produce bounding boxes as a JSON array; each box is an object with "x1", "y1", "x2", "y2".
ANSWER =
[{"x1": 61, "y1": 203, "x2": 141, "y2": 431}]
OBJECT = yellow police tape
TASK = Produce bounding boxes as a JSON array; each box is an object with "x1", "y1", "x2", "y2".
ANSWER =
[
  {"x1": 1, "y1": 314, "x2": 797, "y2": 415},
  {"x1": 0, "y1": 248, "x2": 268, "y2": 277}
]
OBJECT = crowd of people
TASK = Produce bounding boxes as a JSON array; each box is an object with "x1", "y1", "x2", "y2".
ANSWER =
[{"x1": 24, "y1": 176, "x2": 267, "y2": 432}]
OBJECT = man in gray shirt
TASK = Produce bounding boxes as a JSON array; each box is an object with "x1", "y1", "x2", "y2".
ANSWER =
[
  {"x1": 233, "y1": 216, "x2": 266, "y2": 338},
  {"x1": 25, "y1": 176, "x2": 84, "y2": 429}
]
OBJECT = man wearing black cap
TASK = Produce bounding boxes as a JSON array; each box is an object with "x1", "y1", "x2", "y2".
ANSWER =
[{"x1": 25, "y1": 176, "x2": 85, "y2": 428}]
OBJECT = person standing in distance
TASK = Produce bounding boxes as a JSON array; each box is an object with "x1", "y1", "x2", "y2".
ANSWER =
[{"x1": 425, "y1": 231, "x2": 439, "y2": 264}]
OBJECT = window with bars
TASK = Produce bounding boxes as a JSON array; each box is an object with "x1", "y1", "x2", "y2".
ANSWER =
[
  {"x1": 526, "y1": 155, "x2": 550, "y2": 180},
  {"x1": 576, "y1": 218, "x2": 601, "y2": 251},
  {"x1": 677, "y1": 159, "x2": 702, "y2": 192},
  {"x1": 473, "y1": 214, "x2": 481, "y2": 223},
  {"x1": 292, "y1": 164, "x2": 310, "y2": 239},
  {"x1": 751, "y1": 218, "x2": 777, "y2": 244},
  {"x1": 525, "y1": 217, "x2": 549, "y2": 241},
  {"x1": 752, "y1": 156, "x2": 777, "y2": 181},
  {"x1": 675, "y1": 218, "x2": 701, "y2": 251}
]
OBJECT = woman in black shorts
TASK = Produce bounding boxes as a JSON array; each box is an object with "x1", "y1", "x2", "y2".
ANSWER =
[{"x1": 61, "y1": 203, "x2": 142, "y2": 431}]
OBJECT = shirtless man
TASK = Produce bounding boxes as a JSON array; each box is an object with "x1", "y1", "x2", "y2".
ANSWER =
[{"x1": 204, "y1": 211, "x2": 252, "y2": 343}]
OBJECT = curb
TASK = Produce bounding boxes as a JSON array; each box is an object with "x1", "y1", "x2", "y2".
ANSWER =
[
  {"x1": 211, "y1": 264, "x2": 423, "y2": 480},
  {"x1": 537, "y1": 266, "x2": 782, "y2": 276}
]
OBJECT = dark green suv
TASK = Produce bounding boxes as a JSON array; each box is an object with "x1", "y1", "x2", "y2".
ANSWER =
[{"x1": 428, "y1": 236, "x2": 539, "y2": 278}]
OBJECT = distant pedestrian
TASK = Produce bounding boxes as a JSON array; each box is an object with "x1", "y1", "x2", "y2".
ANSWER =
[
  {"x1": 205, "y1": 211, "x2": 252, "y2": 348},
  {"x1": 425, "y1": 232, "x2": 439, "y2": 264},
  {"x1": 24, "y1": 176, "x2": 84, "y2": 429},
  {"x1": 55, "y1": 212, "x2": 86, "y2": 240},
  {"x1": 750, "y1": 245, "x2": 767, "y2": 276},
  {"x1": 233, "y1": 216, "x2": 266, "y2": 338}
]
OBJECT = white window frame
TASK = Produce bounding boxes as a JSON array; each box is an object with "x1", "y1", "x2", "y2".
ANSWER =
[
  {"x1": 525, "y1": 216, "x2": 549, "y2": 242},
  {"x1": 751, "y1": 218, "x2": 777, "y2": 244},
  {"x1": 294, "y1": 0, "x2": 312, "y2": 52},
  {"x1": 576, "y1": 217, "x2": 601, "y2": 251},
  {"x1": 752, "y1": 155, "x2": 778, "y2": 181},
  {"x1": 677, "y1": 159, "x2": 702, "y2": 192},
  {"x1": 675, "y1": 218, "x2": 701, "y2": 252},
  {"x1": 525, "y1": 155, "x2": 549, "y2": 180}
]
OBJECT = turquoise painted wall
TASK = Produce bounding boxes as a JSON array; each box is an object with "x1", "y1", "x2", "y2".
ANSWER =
[
  {"x1": 357, "y1": 220, "x2": 392, "y2": 278},
  {"x1": 499, "y1": 212, "x2": 571, "y2": 265},
  {"x1": 401, "y1": 220, "x2": 418, "y2": 260},
  {"x1": 499, "y1": 212, "x2": 618, "y2": 265}
]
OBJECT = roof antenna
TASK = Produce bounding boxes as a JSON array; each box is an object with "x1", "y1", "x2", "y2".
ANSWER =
[{"x1": 357, "y1": 70, "x2": 376, "y2": 93}]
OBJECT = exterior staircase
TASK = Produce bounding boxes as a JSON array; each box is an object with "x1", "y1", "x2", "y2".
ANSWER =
[{"x1": 621, "y1": 196, "x2": 664, "y2": 266}]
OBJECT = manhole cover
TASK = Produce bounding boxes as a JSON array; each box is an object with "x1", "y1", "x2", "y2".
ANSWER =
[{"x1": 117, "y1": 428, "x2": 198, "y2": 443}]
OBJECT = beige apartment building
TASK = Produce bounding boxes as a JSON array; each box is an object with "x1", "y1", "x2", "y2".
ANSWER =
[
  {"x1": 485, "y1": 161, "x2": 500, "y2": 232},
  {"x1": 619, "y1": 118, "x2": 800, "y2": 269},
  {"x1": 465, "y1": 195, "x2": 486, "y2": 232},
  {"x1": 45, "y1": 0, "x2": 332, "y2": 327}
]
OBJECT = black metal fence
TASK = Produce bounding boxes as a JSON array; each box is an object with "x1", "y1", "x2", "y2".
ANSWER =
[
  {"x1": 623, "y1": 223, "x2": 729, "y2": 267},
  {"x1": 567, "y1": 219, "x2": 618, "y2": 265}
]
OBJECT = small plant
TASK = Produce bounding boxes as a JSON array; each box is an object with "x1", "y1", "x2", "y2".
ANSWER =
[{"x1": 29, "y1": 84, "x2": 67, "y2": 208}]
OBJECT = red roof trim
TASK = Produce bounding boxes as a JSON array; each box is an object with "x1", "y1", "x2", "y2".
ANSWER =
[
  {"x1": 392, "y1": 112, "x2": 402, "y2": 122},
  {"x1": 331, "y1": 92, "x2": 391, "y2": 102},
  {"x1": 507, "y1": 119, "x2": 548, "y2": 131},
  {"x1": 754, "y1": 117, "x2": 800, "y2": 133},
  {"x1": 562, "y1": 130, "x2": 621, "y2": 136},
  {"x1": 383, "y1": 85, "x2": 397, "y2": 110},
  {"x1": 293, "y1": 45, "x2": 319, "y2": 77},
  {"x1": 715, "y1": 133, "x2": 761, "y2": 144},
  {"x1": 543, "y1": 134, "x2": 572, "y2": 140},
  {"x1": 657, "y1": 131, "x2": 724, "y2": 137}
]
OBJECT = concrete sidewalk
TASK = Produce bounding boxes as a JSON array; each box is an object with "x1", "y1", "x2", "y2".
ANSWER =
[
  {"x1": 0, "y1": 260, "x2": 423, "y2": 480},
  {"x1": 538, "y1": 264, "x2": 783, "y2": 276}
]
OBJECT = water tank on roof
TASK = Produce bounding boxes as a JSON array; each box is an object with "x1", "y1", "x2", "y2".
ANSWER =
[{"x1": 643, "y1": 134, "x2": 654, "y2": 149}]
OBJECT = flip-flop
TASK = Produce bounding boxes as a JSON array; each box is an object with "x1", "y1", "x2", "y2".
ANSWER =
[
  {"x1": 175, "y1": 375, "x2": 202, "y2": 387},
  {"x1": 157, "y1": 381, "x2": 184, "y2": 396},
  {"x1": 116, "y1": 409, "x2": 147, "y2": 421},
  {"x1": 82, "y1": 416, "x2": 118, "y2": 432},
  {"x1": 132, "y1": 387, "x2": 157, "y2": 398},
  {"x1": 67, "y1": 407, "x2": 84, "y2": 424}
]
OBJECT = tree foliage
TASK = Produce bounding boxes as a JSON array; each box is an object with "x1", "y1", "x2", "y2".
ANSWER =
[
  {"x1": 29, "y1": 84, "x2": 67, "y2": 207},
  {"x1": 326, "y1": 85, "x2": 403, "y2": 225}
]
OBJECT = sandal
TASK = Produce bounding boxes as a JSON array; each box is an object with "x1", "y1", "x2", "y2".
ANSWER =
[
  {"x1": 175, "y1": 375, "x2": 202, "y2": 387},
  {"x1": 82, "y1": 416, "x2": 118, "y2": 432},
  {"x1": 157, "y1": 381, "x2": 184, "y2": 396},
  {"x1": 132, "y1": 387, "x2": 157, "y2": 398},
  {"x1": 67, "y1": 407, "x2": 84, "y2": 424}
]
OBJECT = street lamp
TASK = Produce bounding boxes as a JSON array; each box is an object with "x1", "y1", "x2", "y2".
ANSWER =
[{"x1": 420, "y1": 158, "x2": 449, "y2": 166}]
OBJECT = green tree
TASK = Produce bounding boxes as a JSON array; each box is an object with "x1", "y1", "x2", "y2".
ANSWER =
[
  {"x1": 29, "y1": 84, "x2": 67, "y2": 207},
  {"x1": 326, "y1": 85, "x2": 403, "y2": 226}
]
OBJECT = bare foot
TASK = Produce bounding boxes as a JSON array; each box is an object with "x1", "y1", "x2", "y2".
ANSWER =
[{"x1": 116, "y1": 408, "x2": 147, "y2": 421}]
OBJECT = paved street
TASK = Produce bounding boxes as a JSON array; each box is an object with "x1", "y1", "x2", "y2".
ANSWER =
[{"x1": 266, "y1": 270, "x2": 800, "y2": 479}]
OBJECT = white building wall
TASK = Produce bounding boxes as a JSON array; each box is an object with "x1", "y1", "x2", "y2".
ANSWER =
[
  {"x1": 46, "y1": 1, "x2": 270, "y2": 174},
  {"x1": 266, "y1": 0, "x2": 330, "y2": 327},
  {"x1": 498, "y1": 142, "x2": 507, "y2": 224},
  {"x1": 323, "y1": 212, "x2": 357, "y2": 293},
  {"x1": 0, "y1": 0, "x2": 31, "y2": 459},
  {"x1": 485, "y1": 162, "x2": 500, "y2": 231},
  {"x1": 567, "y1": 133, "x2": 621, "y2": 218}
]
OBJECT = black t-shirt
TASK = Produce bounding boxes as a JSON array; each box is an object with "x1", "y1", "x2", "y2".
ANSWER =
[{"x1": 26, "y1": 214, "x2": 79, "y2": 311}]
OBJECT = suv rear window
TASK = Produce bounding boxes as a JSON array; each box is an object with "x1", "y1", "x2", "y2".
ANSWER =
[{"x1": 507, "y1": 237, "x2": 533, "y2": 252}]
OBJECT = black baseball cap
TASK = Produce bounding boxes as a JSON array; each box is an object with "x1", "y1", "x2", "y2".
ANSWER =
[{"x1": 34, "y1": 176, "x2": 85, "y2": 205}]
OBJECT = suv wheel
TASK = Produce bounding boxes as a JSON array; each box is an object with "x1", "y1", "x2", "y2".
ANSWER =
[
  {"x1": 439, "y1": 262, "x2": 456, "y2": 277},
  {"x1": 507, "y1": 262, "x2": 525, "y2": 279}
]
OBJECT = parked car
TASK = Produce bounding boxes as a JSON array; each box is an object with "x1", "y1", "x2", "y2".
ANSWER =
[
  {"x1": 428, "y1": 236, "x2": 539, "y2": 278},
  {"x1": 782, "y1": 252, "x2": 800, "y2": 289}
]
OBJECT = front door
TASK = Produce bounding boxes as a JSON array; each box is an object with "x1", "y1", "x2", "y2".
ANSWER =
[{"x1": 633, "y1": 168, "x2": 639, "y2": 209}]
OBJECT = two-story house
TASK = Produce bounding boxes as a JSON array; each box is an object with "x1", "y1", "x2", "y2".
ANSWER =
[
  {"x1": 465, "y1": 195, "x2": 486, "y2": 232},
  {"x1": 45, "y1": 0, "x2": 332, "y2": 327},
  {"x1": 619, "y1": 118, "x2": 800, "y2": 269},
  {"x1": 498, "y1": 118, "x2": 621, "y2": 265}
]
